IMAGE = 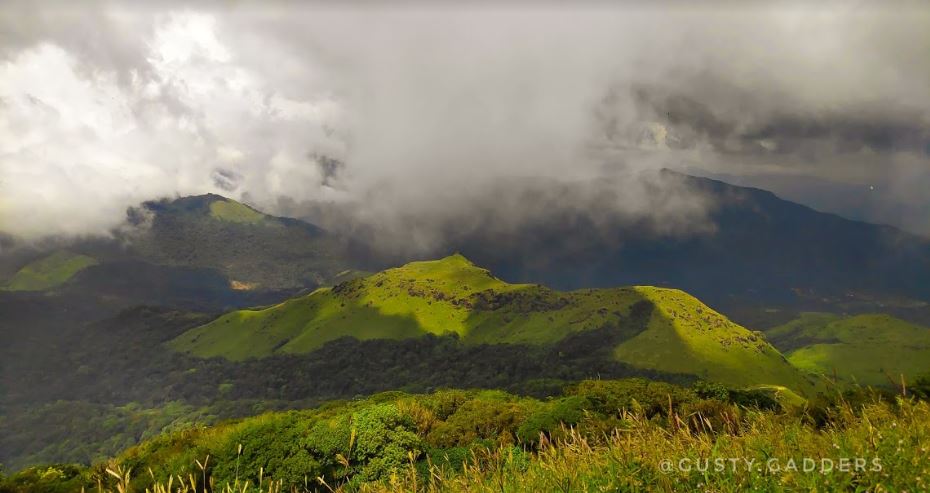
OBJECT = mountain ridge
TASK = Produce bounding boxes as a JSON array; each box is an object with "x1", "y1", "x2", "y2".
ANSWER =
[{"x1": 170, "y1": 254, "x2": 812, "y2": 392}]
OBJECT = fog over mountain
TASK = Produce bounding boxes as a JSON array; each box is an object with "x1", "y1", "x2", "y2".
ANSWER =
[{"x1": 1, "y1": 1, "x2": 929, "y2": 245}]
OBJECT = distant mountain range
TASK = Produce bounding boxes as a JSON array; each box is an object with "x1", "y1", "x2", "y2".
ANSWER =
[
  {"x1": 398, "y1": 173, "x2": 930, "y2": 327},
  {"x1": 3, "y1": 173, "x2": 930, "y2": 325},
  {"x1": 689, "y1": 168, "x2": 930, "y2": 238}
]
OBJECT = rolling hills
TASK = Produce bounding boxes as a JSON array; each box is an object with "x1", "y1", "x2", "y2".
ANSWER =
[
  {"x1": 767, "y1": 313, "x2": 930, "y2": 386},
  {"x1": 170, "y1": 255, "x2": 811, "y2": 391}
]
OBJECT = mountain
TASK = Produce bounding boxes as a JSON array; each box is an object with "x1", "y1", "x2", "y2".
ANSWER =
[
  {"x1": 170, "y1": 255, "x2": 811, "y2": 391},
  {"x1": 766, "y1": 313, "x2": 930, "y2": 386},
  {"x1": 124, "y1": 194, "x2": 354, "y2": 290},
  {"x1": 420, "y1": 172, "x2": 930, "y2": 327},
  {"x1": 7, "y1": 176, "x2": 930, "y2": 324},
  {"x1": 688, "y1": 168, "x2": 930, "y2": 238},
  {"x1": 0, "y1": 194, "x2": 362, "y2": 322}
]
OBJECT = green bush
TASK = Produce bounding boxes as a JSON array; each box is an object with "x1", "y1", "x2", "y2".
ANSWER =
[
  {"x1": 349, "y1": 403, "x2": 422, "y2": 483},
  {"x1": 426, "y1": 397, "x2": 531, "y2": 448},
  {"x1": 568, "y1": 378, "x2": 697, "y2": 417},
  {"x1": 692, "y1": 380, "x2": 729, "y2": 401},
  {"x1": 211, "y1": 413, "x2": 317, "y2": 486},
  {"x1": 516, "y1": 396, "x2": 589, "y2": 444},
  {"x1": 0, "y1": 464, "x2": 88, "y2": 493}
]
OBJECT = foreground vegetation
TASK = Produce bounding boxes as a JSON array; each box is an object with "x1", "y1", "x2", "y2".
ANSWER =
[{"x1": 4, "y1": 377, "x2": 930, "y2": 492}]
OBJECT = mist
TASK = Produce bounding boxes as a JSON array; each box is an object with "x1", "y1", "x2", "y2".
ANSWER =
[{"x1": 2, "y1": 2, "x2": 929, "y2": 245}]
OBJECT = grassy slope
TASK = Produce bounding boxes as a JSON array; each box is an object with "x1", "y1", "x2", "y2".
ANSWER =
[
  {"x1": 170, "y1": 254, "x2": 643, "y2": 359},
  {"x1": 3, "y1": 251, "x2": 98, "y2": 291},
  {"x1": 769, "y1": 313, "x2": 930, "y2": 386},
  {"x1": 170, "y1": 255, "x2": 809, "y2": 391},
  {"x1": 613, "y1": 287, "x2": 810, "y2": 390},
  {"x1": 209, "y1": 199, "x2": 267, "y2": 224}
]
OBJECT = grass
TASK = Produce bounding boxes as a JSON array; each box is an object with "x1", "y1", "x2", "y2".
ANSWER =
[
  {"x1": 354, "y1": 398, "x2": 930, "y2": 493},
  {"x1": 3, "y1": 250, "x2": 98, "y2": 291},
  {"x1": 169, "y1": 255, "x2": 811, "y2": 392},
  {"x1": 208, "y1": 200, "x2": 267, "y2": 224},
  {"x1": 613, "y1": 287, "x2": 812, "y2": 391},
  {"x1": 24, "y1": 386, "x2": 930, "y2": 493},
  {"x1": 769, "y1": 313, "x2": 930, "y2": 386}
]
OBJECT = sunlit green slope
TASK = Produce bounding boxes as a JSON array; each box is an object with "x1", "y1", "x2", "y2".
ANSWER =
[
  {"x1": 3, "y1": 251, "x2": 97, "y2": 291},
  {"x1": 169, "y1": 254, "x2": 642, "y2": 358},
  {"x1": 768, "y1": 313, "x2": 930, "y2": 386},
  {"x1": 170, "y1": 255, "x2": 810, "y2": 391},
  {"x1": 613, "y1": 287, "x2": 809, "y2": 389},
  {"x1": 208, "y1": 198, "x2": 267, "y2": 224}
]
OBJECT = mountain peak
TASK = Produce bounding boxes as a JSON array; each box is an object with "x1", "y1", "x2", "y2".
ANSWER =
[
  {"x1": 436, "y1": 252, "x2": 475, "y2": 266},
  {"x1": 140, "y1": 194, "x2": 269, "y2": 224},
  {"x1": 379, "y1": 253, "x2": 501, "y2": 293}
]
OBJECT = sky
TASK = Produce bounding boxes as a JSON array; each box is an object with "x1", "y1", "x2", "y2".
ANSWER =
[{"x1": 1, "y1": 1, "x2": 929, "y2": 245}]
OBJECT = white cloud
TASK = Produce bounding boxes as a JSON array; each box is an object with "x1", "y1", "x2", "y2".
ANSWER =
[
  {"x1": 0, "y1": 3, "x2": 928, "y2": 241},
  {"x1": 0, "y1": 11, "x2": 344, "y2": 238}
]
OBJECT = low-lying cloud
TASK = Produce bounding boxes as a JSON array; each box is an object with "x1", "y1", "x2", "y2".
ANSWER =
[{"x1": 1, "y1": 2, "x2": 929, "y2": 244}]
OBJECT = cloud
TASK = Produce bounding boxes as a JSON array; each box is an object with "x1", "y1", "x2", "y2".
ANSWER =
[{"x1": 0, "y1": 2, "x2": 928, "y2": 243}]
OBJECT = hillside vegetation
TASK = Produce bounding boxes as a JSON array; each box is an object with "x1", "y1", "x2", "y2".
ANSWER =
[
  {"x1": 5, "y1": 380, "x2": 929, "y2": 493},
  {"x1": 768, "y1": 313, "x2": 930, "y2": 386},
  {"x1": 2, "y1": 251, "x2": 97, "y2": 291},
  {"x1": 208, "y1": 199, "x2": 267, "y2": 224},
  {"x1": 128, "y1": 194, "x2": 351, "y2": 290},
  {"x1": 613, "y1": 287, "x2": 806, "y2": 388},
  {"x1": 170, "y1": 255, "x2": 811, "y2": 392}
]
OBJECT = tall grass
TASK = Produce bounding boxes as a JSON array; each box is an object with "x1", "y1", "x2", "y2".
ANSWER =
[{"x1": 95, "y1": 396, "x2": 929, "y2": 493}]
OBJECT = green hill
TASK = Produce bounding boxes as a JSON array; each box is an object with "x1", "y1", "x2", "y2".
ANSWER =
[
  {"x1": 170, "y1": 255, "x2": 810, "y2": 391},
  {"x1": 612, "y1": 287, "x2": 807, "y2": 388},
  {"x1": 767, "y1": 313, "x2": 930, "y2": 386},
  {"x1": 128, "y1": 194, "x2": 351, "y2": 290},
  {"x1": 2, "y1": 251, "x2": 97, "y2": 291}
]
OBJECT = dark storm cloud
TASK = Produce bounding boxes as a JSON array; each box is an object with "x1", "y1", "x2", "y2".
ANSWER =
[
  {"x1": 633, "y1": 85, "x2": 930, "y2": 156},
  {"x1": 211, "y1": 168, "x2": 243, "y2": 192},
  {"x1": 309, "y1": 154, "x2": 345, "y2": 188},
  {"x1": 741, "y1": 110, "x2": 930, "y2": 155}
]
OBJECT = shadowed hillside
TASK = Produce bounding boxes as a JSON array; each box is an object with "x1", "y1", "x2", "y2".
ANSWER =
[{"x1": 126, "y1": 194, "x2": 354, "y2": 290}]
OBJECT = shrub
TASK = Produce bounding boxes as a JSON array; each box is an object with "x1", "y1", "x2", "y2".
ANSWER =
[
  {"x1": 516, "y1": 396, "x2": 589, "y2": 444},
  {"x1": 692, "y1": 380, "x2": 729, "y2": 401},
  {"x1": 569, "y1": 378, "x2": 696, "y2": 417},
  {"x1": 426, "y1": 398, "x2": 531, "y2": 448},
  {"x1": 211, "y1": 413, "x2": 317, "y2": 487},
  {"x1": 349, "y1": 404, "x2": 423, "y2": 483}
]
